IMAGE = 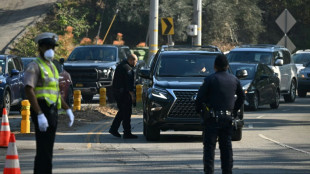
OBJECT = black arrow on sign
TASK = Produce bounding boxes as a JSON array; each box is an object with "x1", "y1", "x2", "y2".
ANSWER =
[{"x1": 163, "y1": 18, "x2": 172, "y2": 35}]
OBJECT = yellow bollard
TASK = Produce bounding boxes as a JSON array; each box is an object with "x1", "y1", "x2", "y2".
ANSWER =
[
  {"x1": 21, "y1": 100, "x2": 30, "y2": 133},
  {"x1": 73, "y1": 90, "x2": 81, "y2": 111},
  {"x1": 136, "y1": 84, "x2": 143, "y2": 103},
  {"x1": 99, "y1": 88, "x2": 106, "y2": 106}
]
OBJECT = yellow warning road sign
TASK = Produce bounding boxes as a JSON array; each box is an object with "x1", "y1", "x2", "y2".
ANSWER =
[{"x1": 161, "y1": 17, "x2": 174, "y2": 35}]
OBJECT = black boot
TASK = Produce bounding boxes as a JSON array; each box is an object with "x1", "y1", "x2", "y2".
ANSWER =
[
  {"x1": 123, "y1": 132, "x2": 138, "y2": 139},
  {"x1": 109, "y1": 129, "x2": 121, "y2": 138}
]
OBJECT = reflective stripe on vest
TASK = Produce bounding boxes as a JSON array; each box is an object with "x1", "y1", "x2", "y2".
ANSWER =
[{"x1": 34, "y1": 58, "x2": 61, "y2": 109}]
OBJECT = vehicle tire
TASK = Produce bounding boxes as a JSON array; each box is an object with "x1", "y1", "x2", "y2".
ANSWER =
[
  {"x1": 250, "y1": 92, "x2": 259, "y2": 111},
  {"x1": 145, "y1": 123, "x2": 160, "y2": 141},
  {"x1": 143, "y1": 121, "x2": 146, "y2": 136},
  {"x1": 284, "y1": 80, "x2": 296, "y2": 103},
  {"x1": 270, "y1": 90, "x2": 280, "y2": 109},
  {"x1": 232, "y1": 127, "x2": 242, "y2": 141},
  {"x1": 82, "y1": 94, "x2": 93, "y2": 102},
  {"x1": 2, "y1": 91, "x2": 11, "y2": 116},
  {"x1": 298, "y1": 89, "x2": 307, "y2": 97},
  {"x1": 66, "y1": 87, "x2": 73, "y2": 108}
]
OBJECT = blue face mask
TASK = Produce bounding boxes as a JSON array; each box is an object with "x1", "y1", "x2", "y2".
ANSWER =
[{"x1": 44, "y1": 49, "x2": 55, "y2": 61}]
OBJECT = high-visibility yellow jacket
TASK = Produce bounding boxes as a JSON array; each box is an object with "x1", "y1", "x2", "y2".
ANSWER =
[{"x1": 34, "y1": 58, "x2": 61, "y2": 109}]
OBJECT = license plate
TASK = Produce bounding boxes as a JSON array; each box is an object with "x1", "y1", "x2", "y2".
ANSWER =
[{"x1": 76, "y1": 83, "x2": 83, "y2": 87}]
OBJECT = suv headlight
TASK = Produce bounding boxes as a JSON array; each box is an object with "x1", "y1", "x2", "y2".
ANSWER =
[
  {"x1": 298, "y1": 71, "x2": 306, "y2": 78},
  {"x1": 151, "y1": 88, "x2": 168, "y2": 99},
  {"x1": 242, "y1": 82, "x2": 251, "y2": 91},
  {"x1": 98, "y1": 68, "x2": 112, "y2": 77}
]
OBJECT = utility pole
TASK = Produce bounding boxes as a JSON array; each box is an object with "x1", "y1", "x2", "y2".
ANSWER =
[
  {"x1": 148, "y1": 0, "x2": 159, "y2": 65},
  {"x1": 193, "y1": 0, "x2": 202, "y2": 46}
]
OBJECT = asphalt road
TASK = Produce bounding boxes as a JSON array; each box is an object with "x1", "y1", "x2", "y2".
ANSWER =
[
  {"x1": 0, "y1": 0, "x2": 57, "y2": 53},
  {"x1": 0, "y1": 95, "x2": 309, "y2": 174}
]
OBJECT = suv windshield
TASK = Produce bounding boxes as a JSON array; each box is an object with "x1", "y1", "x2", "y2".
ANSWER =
[
  {"x1": 155, "y1": 53, "x2": 217, "y2": 77},
  {"x1": 67, "y1": 47, "x2": 117, "y2": 61},
  {"x1": 292, "y1": 53, "x2": 310, "y2": 64},
  {"x1": 228, "y1": 51, "x2": 273, "y2": 65}
]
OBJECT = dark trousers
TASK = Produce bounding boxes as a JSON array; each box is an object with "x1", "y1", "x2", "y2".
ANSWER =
[
  {"x1": 203, "y1": 115, "x2": 233, "y2": 174},
  {"x1": 31, "y1": 101, "x2": 58, "y2": 174},
  {"x1": 110, "y1": 92, "x2": 132, "y2": 134}
]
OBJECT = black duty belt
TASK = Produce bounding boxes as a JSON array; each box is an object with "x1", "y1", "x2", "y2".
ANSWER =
[{"x1": 214, "y1": 110, "x2": 232, "y2": 116}]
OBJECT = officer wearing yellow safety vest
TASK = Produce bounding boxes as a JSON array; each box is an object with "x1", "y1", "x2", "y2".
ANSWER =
[{"x1": 24, "y1": 32, "x2": 74, "y2": 174}]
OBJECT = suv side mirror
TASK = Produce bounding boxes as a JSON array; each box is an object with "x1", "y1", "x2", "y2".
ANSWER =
[
  {"x1": 138, "y1": 69, "x2": 151, "y2": 79},
  {"x1": 275, "y1": 59, "x2": 283, "y2": 66},
  {"x1": 59, "y1": 58, "x2": 65, "y2": 64},
  {"x1": 11, "y1": 69, "x2": 20, "y2": 76},
  {"x1": 236, "y1": 69, "x2": 248, "y2": 79}
]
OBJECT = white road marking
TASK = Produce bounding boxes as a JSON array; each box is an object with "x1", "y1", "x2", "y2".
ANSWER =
[
  {"x1": 248, "y1": 124, "x2": 254, "y2": 128},
  {"x1": 256, "y1": 115, "x2": 265, "y2": 119},
  {"x1": 282, "y1": 109, "x2": 290, "y2": 112},
  {"x1": 259, "y1": 134, "x2": 310, "y2": 155}
]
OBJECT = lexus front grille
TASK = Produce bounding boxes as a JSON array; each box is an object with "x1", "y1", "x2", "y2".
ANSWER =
[{"x1": 167, "y1": 90, "x2": 200, "y2": 119}]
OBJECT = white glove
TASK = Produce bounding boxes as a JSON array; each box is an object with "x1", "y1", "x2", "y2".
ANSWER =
[
  {"x1": 66, "y1": 109, "x2": 74, "y2": 127},
  {"x1": 37, "y1": 113, "x2": 49, "y2": 132}
]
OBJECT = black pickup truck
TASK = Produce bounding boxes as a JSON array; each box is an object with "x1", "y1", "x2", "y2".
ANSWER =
[{"x1": 64, "y1": 45, "x2": 132, "y2": 102}]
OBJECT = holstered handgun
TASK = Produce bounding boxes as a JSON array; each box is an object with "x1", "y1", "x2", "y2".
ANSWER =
[{"x1": 200, "y1": 103, "x2": 213, "y2": 126}]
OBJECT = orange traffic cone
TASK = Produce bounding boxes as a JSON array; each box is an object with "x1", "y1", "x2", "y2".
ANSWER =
[
  {"x1": 3, "y1": 133, "x2": 21, "y2": 174},
  {"x1": 0, "y1": 108, "x2": 10, "y2": 147}
]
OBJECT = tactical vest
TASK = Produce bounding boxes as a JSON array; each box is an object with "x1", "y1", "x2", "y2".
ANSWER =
[{"x1": 34, "y1": 58, "x2": 61, "y2": 109}]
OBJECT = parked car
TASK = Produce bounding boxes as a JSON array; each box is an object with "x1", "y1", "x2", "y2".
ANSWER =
[
  {"x1": 230, "y1": 63, "x2": 280, "y2": 110},
  {"x1": 21, "y1": 57, "x2": 73, "y2": 107},
  {"x1": 296, "y1": 62, "x2": 310, "y2": 97},
  {"x1": 139, "y1": 45, "x2": 244, "y2": 141},
  {"x1": 0, "y1": 55, "x2": 24, "y2": 115},
  {"x1": 227, "y1": 44, "x2": 298, "y2": 103},
  {"x1": 292, "y1": 49, "x2": 310, "y2": 73}
]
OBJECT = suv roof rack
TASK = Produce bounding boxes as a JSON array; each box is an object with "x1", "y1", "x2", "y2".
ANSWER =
[
  {"x1": 161, "y1": 45, "x2": 221, "y2": 52},
  {"x1": 238, "y1": 44, "x2": 285, "y2": 49}
]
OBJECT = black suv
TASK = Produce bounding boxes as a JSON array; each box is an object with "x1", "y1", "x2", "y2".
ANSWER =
[
  {"x1": 227, "y1": 45, "x2": 298, "y2": 102},
  {"x1": 139, "y1": 45, "x2": 244, "y2": 141},
  {"x1": 64, "y1": 45, "x2": 132, "y2": 102}
]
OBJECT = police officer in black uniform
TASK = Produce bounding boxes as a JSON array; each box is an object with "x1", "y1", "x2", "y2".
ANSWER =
[
  {"x1": 195, "y1": 54, "x2": 245, "y2": 174},
  {"x1": 109, "y1": 54, "x2": 138, "y2": 139}
]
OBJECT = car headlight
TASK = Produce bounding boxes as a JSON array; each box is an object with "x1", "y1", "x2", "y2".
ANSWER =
[
  {"x1": 98, "y1": 68, "x2": 111, "y2": 76},
  {"x1": 151, "y1": 88, "x2": 168, "y2": 99},
  {"x1": 298, "y1": 71, "x2": 306, "y2": 78},
  {"x1": 242, "y1": 82, "x2": 251, "y2": 91}
]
